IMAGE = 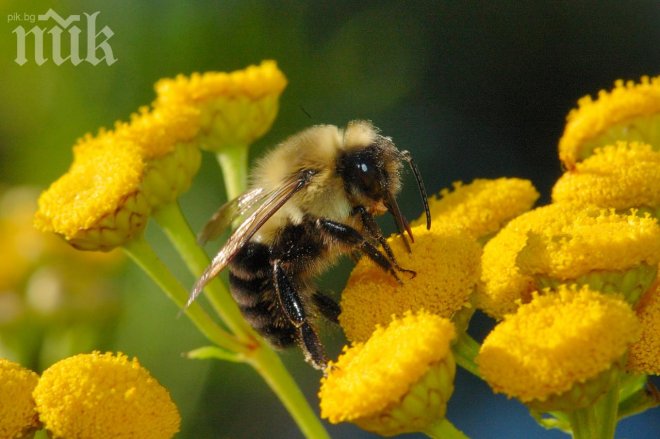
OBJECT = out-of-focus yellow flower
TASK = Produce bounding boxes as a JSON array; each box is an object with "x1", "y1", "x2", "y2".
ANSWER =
[
  {"x1": 477, "y1": 286, "x2": 640, "y2": 410},
  {"x1": 154, "y1": 60, "x2": 287, "y2": 151},
  {"x1": 559, "y1": 75, "x2": 660, "y2": 169},
  {"x1": 517, "y1": 209, "x2": 660, "y2": 304},
  {"x1": 627, "y1": 281, "x2": 660, "y2": 375},
  {"x1": 0, "y1": 358, "x2": 39, "y2": 439},
  {"x1": 411, "y1": 178, "x2": 539, "y2": 241},
  {"x1": 33, "y1": 351, "x2": 180, "y2": 439},
  {"x1": 477, "y1": 203, "x2": 585, "y2": 318},
  {"x1": 34, "y1": 134, "x2": 150, "y2": 251},
  {"x1": 553, "y1": 142, "x2": 660, "y2": 216},
  {"x1": 339, "y1": 224, "x2": 481, "y2": 342},
  {"x1": 320, "y1": 311, "x2": 456, "y2": 436}
]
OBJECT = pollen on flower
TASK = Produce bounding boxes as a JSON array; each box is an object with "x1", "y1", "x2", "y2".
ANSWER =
[
  {"x1": 320, "y1": 311, "x2": 455, "y2": 424},
  {"x1": 154, "y1": 60, "x2": 287, "y2": 151},
  {"x1": 0, "y1": 359, "x2": 39, "y2": 439},
  {"x1": 33, "y1": 351, "x2": 180, "y2": 439},
  {"x1": 559, "y1": 75, "x2": 660, "y2": 169},
  {"x1": 476, "y1": 203, "x2": 586, "y2": 318},
  {"x1": 112, "y1": 104, "x2": 202, "y2": 159},
  {"x1": 34, "y1": 135, "x2": 150, "y2": 250},
  {"x1": 477, "y1": 286, "x2": 640, "y2": 405},
  {"x1": 517, "y1": 209, "x2": 660, "y2": 281},
  {"x1": 553, "y1": 142, "x2": 660, "y2": 215},
  {"x1": 627, "y1": 282, "x2": 660, "y2": 375},
  {"x1": 411, "y1": 178, "x2": 539, "y2": 241},
  {"x1": 339, "y1": 223, "x2": 481, "y2": 342}
]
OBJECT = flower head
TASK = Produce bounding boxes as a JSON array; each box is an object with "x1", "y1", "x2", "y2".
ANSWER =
[
  {"x1": 412, "y1": 178, "x2": 539, "y2": 241},
  {"x1": 34, "y1": 133, "x2": 150, "y2": 251},
  {"x1": 339, "y1": 224, "x2": 481, "y2": 342},
  {"x1": 627, "y1": 282, "x2": 660, "y2": 375},
  {"x1": 154, "y1": 60, "x2": 287, "y2": 151},
  {"x1": 477, "y1": 286, "x2": 640, "y2": 410},
  {"x1": 477, "y1": 203, "x2": 585, "y2": 318},
  {"x1": 320, "y1": 311, "x2": 456, "y2": 436},
  {"x1": 517, "y1": 209, "x2": 660, "y2": 303},
  {"x1": 33, "y1": 351, "x2": 180, "y2": 439},
  {"x1": 559, "y1": 75, "x2": 660, "y2": 169},
  {"x1": 0, "y1": 359, "x2": 39, "y2": 439},
  {"x1": 553, "y1": 141, "x2": 660, "y2": 216}
]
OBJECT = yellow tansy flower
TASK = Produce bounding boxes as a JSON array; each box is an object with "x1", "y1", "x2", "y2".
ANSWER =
[
  {"x1": 154, "y1": 60, "x2": 287, "y2": 151},
  {"x1": 411, "y1": 178, "x2": 539, "y2": 242},
  {"x1": 339, "y1": 223, "x2": 481, "y2": 342},
  {"x1": 517, "y1": 209, "x2": 660, "y2": 303},
  {"x1": 559, "y1": 75, "x2": 660, "y2": 169},
  {"x1": 553, "y1": 142, "x2": 660, "y2": 217},
  {"x1": 33, "y1": 351, "x2": 180, "y2": 439},
  {"x1": 320, "y1": 311, "x2": 457, "y2": 436},
  {"x1": 627, "y1": 281, "x2": 660, "y2": 375},
  {"x1": 477, "y1": 286, "x2": 640, "y2": 410},
  {"x1": 34, "y1": 134, "x2": 150, "y2": 251},
  {"x1": 0, "y1": 359, "x2": 39, "y2": 439},
  {"x1": 477, "y1": 203, "x2": 587, "y2": 318}
]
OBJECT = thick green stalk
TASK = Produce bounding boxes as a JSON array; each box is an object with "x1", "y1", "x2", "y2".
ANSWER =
[
  {"x1": 424, "y1": 418, "x2": 469, "y2": 439},
  {"x1": 565, "y1": 406, "x2": 598, "y2": 439},
  {"x1": 216, "y1": 144, "x2": 249, "y2": 200},
  {"x1": 153, "y1": 205, "x2": 329, "y2": 439},
  {"x1": 594, "y1": 372, "x2": 620, "y2": 439},
  {"x1": 122, "y1": 236, "x2": 247, "y2": 355},
  {"x1": 247, "y1": 346, "x2": 330, "y2": 439},
  {"x1": 452, "y1": 332, "x2": 481, "y2": 378},
  {"x1": 153, "y1": 202, "x2": 252, "y2": 341}
]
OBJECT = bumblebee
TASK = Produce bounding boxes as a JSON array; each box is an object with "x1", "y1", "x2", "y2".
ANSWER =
[{"x1": 190, "y1": 120, "x2": 430, "y2": 369}]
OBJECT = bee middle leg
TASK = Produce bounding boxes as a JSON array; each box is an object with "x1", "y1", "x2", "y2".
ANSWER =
[{"x1": 273, "y1": 259, "x2": 327, "y2": 370}]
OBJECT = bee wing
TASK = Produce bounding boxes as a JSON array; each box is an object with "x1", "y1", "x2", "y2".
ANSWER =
[
  {"x1": 187, "y1": 169, "x2": 317, "y2": 308},
  {"x1": 197, "y1": 187, "x2": 266, "y2": 245}
]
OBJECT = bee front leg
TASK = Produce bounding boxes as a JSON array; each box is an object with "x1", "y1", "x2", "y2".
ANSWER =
[
  {"x1": 316, "y1": 218, "x2": 403, "y2": 283},
  {"x1": 352, "y1": 206, "x2": 416, "y2": 278},
  {"x1": 312, "y1": 291, "x2": 341, "y2": 324},
  {"x1": 272, "y1": 260, "x2": 327, "y2": 370}
]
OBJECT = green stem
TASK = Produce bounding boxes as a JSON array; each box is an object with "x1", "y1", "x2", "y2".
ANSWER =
[
  {"x1": 153, "y1": 202, "x2": 253, "y2": 341},
  {"x1": 423, "y1": 418, "x2": 469, "y2": 439},
  {"x1": 566, "y1": 406, "x2": 598, "y2": 439},
  {"x1": 153, "y1": 204, "x2": 329, "y2": 438},
  {"x1": 452, "y1": 332, "x2": 481, "y2": 378},
  {"x1": 122, "y1": 236, "x2": 247, "y2": 355},
  {"x1": 247, "y1": 346, "x2": 330, "y2": 439},
  {"x1": 216, "y1": 144, "x2": 249, "y2": 200},
  {"x1": 594, "y1": 371, "x2": 620, "y2": 439},
  {"x1": 618, "y1": 379, "x2": 660, "y2": 420}
]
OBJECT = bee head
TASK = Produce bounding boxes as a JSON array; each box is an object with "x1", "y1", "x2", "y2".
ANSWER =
[{"x1": 337, "y1": 121, "x2": 431, "y2": 245}]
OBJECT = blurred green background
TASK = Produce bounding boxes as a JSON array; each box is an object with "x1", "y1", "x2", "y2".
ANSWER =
[{"x1": 1, "y1": 1, "x2": 659, "y2": 438}]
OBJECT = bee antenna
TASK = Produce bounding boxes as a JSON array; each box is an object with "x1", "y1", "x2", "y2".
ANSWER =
[{"x1": 400, "y1": 150, "x2": 431, "y2": 230}]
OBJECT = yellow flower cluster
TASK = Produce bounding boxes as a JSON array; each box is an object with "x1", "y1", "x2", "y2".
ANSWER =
[
  {"x1": 1, "y1": 352, "x2": 178, "y2": 439},
  {"x1": 412, "y1": 178, "x2": 539, "y2": 241},
  {"x1": 155, "y1": 60, "x2": 287, "y2": 151},
  {"x1": 477, "y1": 286, "x2": 640, "y2": 408},
  {"x1": 628, "y1": 283, "x2": 660, "y2": 375},
  {"x1": 553, "y1": 141, "x2": 660, "y2": 216},
  {"x1": 0, "y1": 359, "x2": 39, "y2": 439},
  {"x1": 339, "y1": 223, "x2": 481, "y2": 342},
  {"x1": 320, "y1": 311, "x2": 456, "y2": 436},
  {"x1": 559, "y1": 75, "x2": 660, "y2": 169},
  {"x1": 35, "y1": 61, "x2": 286, "y2": 251}
]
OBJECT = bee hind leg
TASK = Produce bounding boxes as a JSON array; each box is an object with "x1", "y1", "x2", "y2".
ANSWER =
[{"x1": 273, "y1": 260, "x2": 327, "y2": 370}]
